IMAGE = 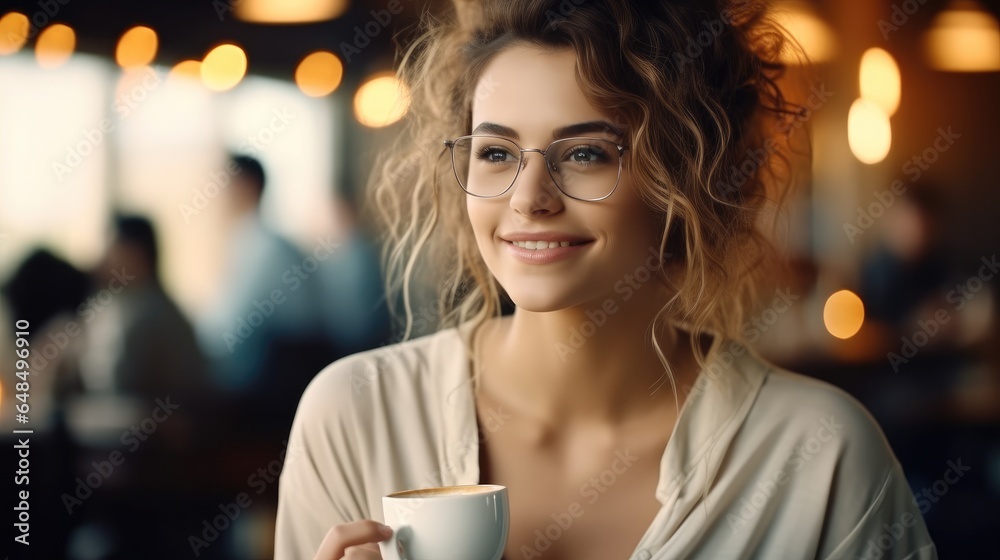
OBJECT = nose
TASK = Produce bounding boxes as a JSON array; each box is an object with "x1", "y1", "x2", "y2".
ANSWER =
[{"x1": 508, "y1": 151, "x2": 564, "y2": 216}]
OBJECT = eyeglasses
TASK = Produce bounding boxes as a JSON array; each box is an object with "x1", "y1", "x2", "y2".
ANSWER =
[{"x1": 442, "y1": 135, "x2": 627, "y2": 202}]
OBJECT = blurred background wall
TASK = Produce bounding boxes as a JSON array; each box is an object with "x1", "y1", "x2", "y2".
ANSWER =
[{"x1": 0, "y1": 0, "x2": 997, "y2": 558}]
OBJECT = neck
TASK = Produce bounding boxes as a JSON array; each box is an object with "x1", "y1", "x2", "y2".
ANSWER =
[{"x1": 475, "y1": 286, "x2": 695, "y2": 431}]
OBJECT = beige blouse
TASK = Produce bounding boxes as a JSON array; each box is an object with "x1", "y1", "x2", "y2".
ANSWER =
[{"x1": 275, "y1": 323, "x2": 938, "y2": 559}]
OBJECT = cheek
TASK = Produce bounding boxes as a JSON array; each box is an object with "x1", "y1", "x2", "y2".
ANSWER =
[
  {"x1": 466, "y1": 199, "x2": 483, "y2": 233},
  {"x1": 466, "y1": 200, "x2": 496, "y2": 249},
  {"x1": 606, "y1": 194, "x2": 658, "y2": 242}
]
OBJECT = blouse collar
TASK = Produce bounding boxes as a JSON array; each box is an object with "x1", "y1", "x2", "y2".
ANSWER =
[{"x1": 436, "y1": 323, "x2": 770, "y2": 531}]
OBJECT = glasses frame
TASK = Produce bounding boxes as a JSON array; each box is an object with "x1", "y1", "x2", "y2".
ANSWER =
[{"x1": 442, "y1": 134, "x2": 628, "y2": 202}]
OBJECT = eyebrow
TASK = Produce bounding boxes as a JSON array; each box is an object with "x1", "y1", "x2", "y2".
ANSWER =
[{"x1": 471, "y1": 120, "x2": 625, "y2": 141}]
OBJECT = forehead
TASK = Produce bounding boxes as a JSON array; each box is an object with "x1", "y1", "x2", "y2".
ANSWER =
[{"x1": 471, "y1": 45, "x2": 611, "y2": 137}]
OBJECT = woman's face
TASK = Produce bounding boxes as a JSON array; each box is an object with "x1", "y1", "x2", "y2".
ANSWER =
[{"x1": 467, "y1": 45, "x2": 662, "y2": 312}]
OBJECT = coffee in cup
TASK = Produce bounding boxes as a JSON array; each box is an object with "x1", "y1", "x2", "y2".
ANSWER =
[{"x1": 378, "y1": 484, "x2": 509, "y2": 560}]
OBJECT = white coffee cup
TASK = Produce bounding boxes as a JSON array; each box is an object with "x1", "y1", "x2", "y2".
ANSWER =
[{"x1": 378, "y1": 484, "x2": 509, "y2": 560}]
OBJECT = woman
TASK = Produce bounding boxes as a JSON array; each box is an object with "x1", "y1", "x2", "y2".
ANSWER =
[{"x1": 276, "y1": 0, "x2": 938, "y2": 558}]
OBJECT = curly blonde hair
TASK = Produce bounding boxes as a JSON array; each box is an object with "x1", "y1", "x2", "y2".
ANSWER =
[{"x1": 368, "y1": 0, "x2": 803, "y2": 382}]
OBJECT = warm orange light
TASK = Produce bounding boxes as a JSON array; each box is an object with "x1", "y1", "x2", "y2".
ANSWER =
[
  {"x1": 353, "y1": 73, "x2": 410, "y2": 128},
  {"x1": 859, "y1": 48, "x2": 901, "y2": 116},
  {"x1": 169, "y1": 60, "x2": 202, "y2": 81},
  {"x1": 0, "y1": 12, "x2": 29, "y2": 55},
  {"x1": 824, "y1": 290, "x2": 865, "y2": 339},
  {"x1": 295, "y1": 51, "x2": 344, "y2": 97},
  {"x1": 235, "y1": 0, "x2": 348, "y2": 23},
  {"x1": 200, "y1": 43, "x2": 247, "y2": 92},
  {"x1": 35, "y1": 24, "x2": 75, "y2": 69},
  {"x1": 848, "y1": 98, "x2": 892, "y2": 164},
  {"x1": 924, "y1": 0, "x2": 1000, "y2": 72},
  {"x1": 773, "y1": 1, "x2": 836, "y2": 64},
  {"x1": 115, "y1": 26, "x2": 158, "y2": 69}
]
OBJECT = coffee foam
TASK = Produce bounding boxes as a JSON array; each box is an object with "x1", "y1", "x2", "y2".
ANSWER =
[{"x1": 386, "y1": 484, "x2": 504, "y2": 499}]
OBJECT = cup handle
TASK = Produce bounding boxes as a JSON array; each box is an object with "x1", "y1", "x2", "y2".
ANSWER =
[{"x1": 383, "y1": 525, "x2": 411, "y2": 560}]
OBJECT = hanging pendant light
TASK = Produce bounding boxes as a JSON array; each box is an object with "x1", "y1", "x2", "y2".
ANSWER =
[{"x1": 924, "y1": 0, "x2": 1000, "y2": 72}]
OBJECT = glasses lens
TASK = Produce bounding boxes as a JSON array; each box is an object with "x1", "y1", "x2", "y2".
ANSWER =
[
  {"x1": 451, "y1": 136, "x2": 521, "y2": 197},
  {"x1": 449, "y1": 136, "x2": 622, "y2": 199},
  {"x1": 545, "y1": 138, "x2": 621, "y2": 200}
]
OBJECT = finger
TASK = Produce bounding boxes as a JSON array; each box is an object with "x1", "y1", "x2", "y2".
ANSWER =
[
  {"x1": 343, "y1": 542, "x2": 383, "y2": 559},
  {"x1": 313, "y1": 520, "x2": 392, "y2": 560}
]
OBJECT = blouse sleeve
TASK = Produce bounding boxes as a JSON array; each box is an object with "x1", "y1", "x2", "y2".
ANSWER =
[
  {"x1": 274, "y1": 358, "x2": 371, "y2": 559},
  {"x1": 815, "y1": 389, "x2": 938, "y2": 560},
  {"x1": 822, "y1": 460, "x2": 938, "y2": 560}
]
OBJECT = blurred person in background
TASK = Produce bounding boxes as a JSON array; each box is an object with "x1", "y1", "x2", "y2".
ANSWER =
[
  {"x1": 317, "y1": 194, "x2": 391, "y2": 356},
  {"x1": 196, "y1": 154, "x2": 330, "y2": 395},
  {"x1": 66, "y1": 213, "x2": 215, "y2": 558},
  {"x1": 2, "y1": 248, "x2": 92, "y2": 401},
  {"x1": 78, "y1": 214, "x2": 209, "y2": 401},
  {"x1": 196, "y1": 153, "x2": 338, "y2": 452},
  {"x1": 1, "y1": 248, "x2": 91, "y2": 342},
  {"x1": 1, "y1": 249, "x2": 90, "y2": 559}
]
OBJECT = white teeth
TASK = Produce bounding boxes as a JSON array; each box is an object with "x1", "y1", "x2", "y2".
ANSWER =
[{"x1": 512, "y1": 240, "x2": 574, "y2": 249}]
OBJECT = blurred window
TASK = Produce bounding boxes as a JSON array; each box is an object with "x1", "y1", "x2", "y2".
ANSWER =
[{"x1": 0, "y1": 53, "x2": 337, "y2": 317}]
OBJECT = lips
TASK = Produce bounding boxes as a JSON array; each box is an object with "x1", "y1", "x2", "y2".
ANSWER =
[
  {"x1": 500, "y1": 232, "x2": 594, "y2": 244},
  {"x1": 497, "y1": 231, "x2": 595, "y2": 263},
  {"x1": 509, "y1": 240, "x2": 589, "y2": 249}
]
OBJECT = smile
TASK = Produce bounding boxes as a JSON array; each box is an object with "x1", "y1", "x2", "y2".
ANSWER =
[
  {"x1": 503, "y1": 239, "x2": 593, "y2": 264},
  {"x1": 510, "y1": 240, "x2": 588, "y2": 250}
]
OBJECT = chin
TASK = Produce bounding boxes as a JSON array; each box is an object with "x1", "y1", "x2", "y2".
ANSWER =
[{"x1": 501, "y1": 281, "x2": 593, "y2": 314}]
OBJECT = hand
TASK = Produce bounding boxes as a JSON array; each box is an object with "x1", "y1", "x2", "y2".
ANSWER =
[{"x1": 313, "y1": 519, "x2": 394, "y2": 560}]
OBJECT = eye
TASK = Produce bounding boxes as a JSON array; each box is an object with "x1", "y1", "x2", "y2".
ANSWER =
[
  {"x1": 475, "y1": 146, "x2": 517, "y2": 164},
  {"x1": 562, "y1": 144, "x2": 610, "y2": 165}
]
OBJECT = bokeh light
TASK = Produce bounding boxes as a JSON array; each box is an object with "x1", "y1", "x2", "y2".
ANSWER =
[
  {"x1": 235, "y1": 0, "x2": 348, "y2": 23},
  {"x1": 848, "y1": 98, "x2": 892, "y2": 164},
  {"x1": 924, "y1": 1, "x2": 1000, "y2": 72},
  {"x1": 0, "y1": 12, "x2": 30, "y2": 55},
  {"x1": 353, "y1": 72, "x2": 410, "y2": 128},
  {"x1": 35, "y1": 24, "x2": 76, "y2": 69},
  {"x1": 200, "y1": 43, "x2": 247, "y2": 92},
  {"x1": 824, "y1": 290, "x2": 865, "y2": 339},
  {"x1": 773, "y1": 1, "x2": 836, "y2": 64},
  {"x1": 115, "y1": 26, "x2": 158, "y2": 69},
  {"x1": 169, "y1": 60, "x2": 202, "y2": 82},
  {"x1": 295, "y1": 51, "x2": 344, "y2": 97},
  {"x1": 860, "y1": 48, "x2": 901, "y2": 116}
]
